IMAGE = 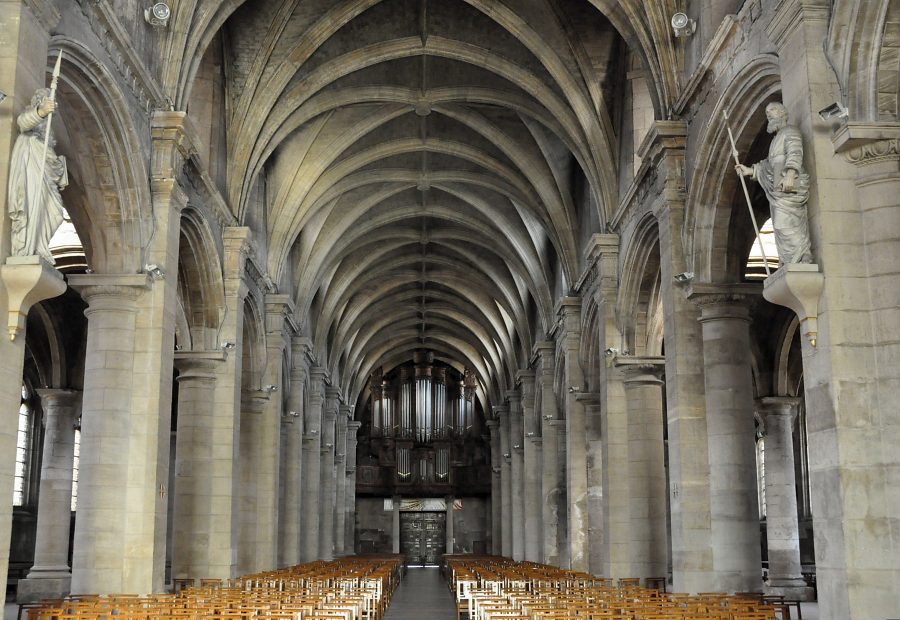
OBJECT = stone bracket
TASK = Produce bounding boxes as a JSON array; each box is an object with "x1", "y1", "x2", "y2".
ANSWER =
[
  {"x1": 762, "y1": 264, "x2": 824, "y2": 347},
  {"x1": 0, "y1": 256, "x2": 66, "y2": 341}
]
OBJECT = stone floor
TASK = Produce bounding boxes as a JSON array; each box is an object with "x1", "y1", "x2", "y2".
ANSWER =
[{"x1": 384, "y1": 566, "x2": 457, "y2": 619}]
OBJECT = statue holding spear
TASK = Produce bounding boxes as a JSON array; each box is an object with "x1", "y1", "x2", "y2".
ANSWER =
[{"x1": 7, "y1": 53, "x2": 67, "y2": 264}]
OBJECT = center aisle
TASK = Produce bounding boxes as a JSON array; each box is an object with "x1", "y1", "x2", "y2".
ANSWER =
[{"x1": 383, "y1": 567, "x2": 456, "y2": 619}]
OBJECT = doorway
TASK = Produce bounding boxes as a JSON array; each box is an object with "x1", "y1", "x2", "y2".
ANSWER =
[{"x1": 399, "y1": 511, "x2": 445, "y2": 565}]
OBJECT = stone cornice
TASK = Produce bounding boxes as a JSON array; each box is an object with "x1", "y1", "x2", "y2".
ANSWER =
[
  {"x1": 831, "y1": 123, "x2": 900, "y2": 166},
  {"x1": 767, "y1": 0, "x2": 830, "y2": 50}
]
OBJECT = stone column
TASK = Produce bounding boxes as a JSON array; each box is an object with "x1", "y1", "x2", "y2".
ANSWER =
[
  {"x1": 333, "y1": 406, "x2": 349, "y2": 556},
  {"x1": 391, "y1": 495, "x2": 401, "y2": 554},
  {"x1": 507, "y1": 391, "x2": 525, "y2": 561},
  {"x1": 171, "y1": 353, "x2": 227, "y2": 581},
  {"x1": 535, "y1": 341, "x2": 561, "y2": 566},
  {"x1": 300, "y1": 368, "x2": 325, "y2": 561},
  {"x1": 68, "y1": 277, "x2": 149, "y2": 594},
  {"x1": 16, "y1": 390, "x2": 79, "y2": 602},
  {"x1": 485, "y1": 420, "x2": 502, "y2": 555},
  {"x1": 621, "y1": 360, "x2": 668, "y2": 581},
  {"x1": 648, "y1": 122, "x2": 714, "y2": 593},
  {"x1": 446, "y1": 496, "x2": 455, "y2": 554},
  {"x1": 279, "y1": 343, "x2": 307, "y2": 567},
  {"x1": 756, "y1": 397, "x2": 813, "y2": 600},
  {"x1": 238, "y1": 389, "x2": 269, "y2": 574},
  {"x1": 0, "y1": 2, "x2": 63, "y2": 593},
  {"x1": 549, "y1": 419, "x2": 568, "y2": 568},
  {"x1": 690, "y1": 288, "x2": 761, "y2": 593},
  {"x1": 495, "y1": 404, "x2": 512, "y2": 557},
  {"x1": 575, "y1": 392, "x2": 604, "y2": 577},
  {"x1": 345, "y1": 421, "x2": 361, "y2": 554},
  {"x1": 558, "y1": 297, "x2": 589, "y2": 571},
  {"x1": 518, "y1": 370, "x2": 542, "y2": 563},
  {"x1": 318, "y1": 386, "x2": 339, "y2": 560}
]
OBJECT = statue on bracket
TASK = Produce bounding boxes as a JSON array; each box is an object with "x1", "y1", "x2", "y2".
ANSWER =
[
  {"x1": 7, "y1": 87, "x2": 68, "y2": 265},
  {"x1": 735, "y1": 101, "x2": 812, "y2": 265}
]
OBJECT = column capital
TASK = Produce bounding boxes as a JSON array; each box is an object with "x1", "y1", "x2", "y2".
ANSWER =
[
  {"x1": 755, "y1": 396, "x2": 803, "y2": 430},
  {"x1": 766, "y1": 0, "x2": 830, "y2": 50},
  {"x1": 35, "y1": 388, "x2": 80, "y2": 412},
  {"x1": 505, "y1": 390, "x2": 522, "y2": 406},
  {"x1": 547, "y1": 419, "x2": 567, "y2": 433},
  {"x1": 347, "y1": 421, "x2": 362, "y2": 432},
  {"x1": 265, "y1": 294, "x2": 298, "y2": 336},
  {"x1": 687, "y1": 282, "x2": 760, "y2": 320},
  {"x1": 68, "y1": 273, "x2": 150, "y2": 309},
  {"x1": 493, "y1": 404, "x2": 509, "y2": 419},
  {"x1": 150, "y1": 111, "x2": 200, "y2": 180},
  {"x1": 240, "y1": 390, "x2": 269, "y2": 413},
  {"x1": 174, "y1": 351, "x2": 225, "y2": 378},
  {"x1": 572, "y1": 391, "x2": 603, "y2": 405},
  {"x1": 616, "y1": 356, "x2": 666, "y2": 385},
  {"x1": 515, "y1": 368, "x2": 536, "y2": 383},
  {"x1": 555, "y1": 296, "x2": 582, "y2": 317}
]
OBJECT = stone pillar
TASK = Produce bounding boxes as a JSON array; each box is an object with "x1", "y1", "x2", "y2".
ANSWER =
[
  {"x1": 518, "y1": 370, "x2": 542, "y2": 562},
  {"x1": 238, "y1": 389, "x2": 270, "y2": 574},
  {"x1": 690, "y1": 288, "x2": 761, "y2": 593},
  {"x1": 575, "y1": 392, "x2": 604, "y2": 577},
  {"x1": 621, "y1": 360, "x2": 668, "y2": 581},
  {"x1": 333, "y1": 406, "x2": 349, "y2": 556},
  {"x1": 756, "y1": 397, "x2": 813, "y2": 600},
  {"x1": 648, "y1": 121, "x2": 714, "y2": 593},
  {"x1": 391, "y1": 495, "x2": 401, "y2": 554},
  {"x1": 768, "y1": 2, "x2": 900, "y2": 614},
  {"x1": 550, "y1": 419, "x2": 568, "y2": 568},
  {"x1": 0, "y1": 2, "x2": 62, "y2": 593},
  {"x1": 535, "y1": 341, "x2": 561, "y2": 566},
  {"x1": 300, "y1": 368, "x2": 325, "y2": 561},
  {"x1": 345, "y1": 421, "x2": 361, "y2": 555},
  {"x1": 445, "y1": 496, "x2": 455, "y2": 554},
  {"x1": 279, "y1": 342, "x2": 307, "y2": 567},
  {"x1": 68, "y1": 277, "x2": 150, "y2": 594},
  {"x1": 16, "y1": 389, "x2": 79, "y2": 602},
  {"x1": 507, "y1": 391, "x2": 525, "y2": 561},
  {"x1": 318, "y1": 386, "x2": 339, "y2": 560},
  {"x1": 485, "y1": 420, "x2": 502, "y2": 555},
  {"x1": 558, "y1": 297, "x2": 589, "y2": 571},
  {"x1": 495, "y1": 404, "x2": 512, "y2": 557},
  {"x1": 171, "y1": 353, "x2": 227, "y2": 581}
]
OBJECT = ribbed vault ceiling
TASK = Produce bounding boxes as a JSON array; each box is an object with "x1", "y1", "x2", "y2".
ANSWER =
[{"x1": 208, "y1": 0, "x2": 637, "y2": 406}]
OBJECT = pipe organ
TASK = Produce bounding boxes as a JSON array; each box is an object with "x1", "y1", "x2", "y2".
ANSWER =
[{"x1": 357, "y1": 351, "x2": 490, "y2": 496}]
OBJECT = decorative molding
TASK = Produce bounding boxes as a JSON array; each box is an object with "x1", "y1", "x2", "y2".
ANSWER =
[
  {"x1": 766, "y1": 0, "x2": 830, "y2": 50},
  {"x1": 76, "y1": 0, "x2": 169, "y2": 115},
  {"x1": 842, "y1": 139, "x2": 900, "y2": 166}
]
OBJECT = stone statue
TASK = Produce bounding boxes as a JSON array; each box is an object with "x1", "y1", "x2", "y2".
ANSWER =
[
  {"x1": 735, "y1": 101, "x2": 812, "y2": 265},
  {"x1": 7, "y1": 88, "x2": 68, "y2": 264}
]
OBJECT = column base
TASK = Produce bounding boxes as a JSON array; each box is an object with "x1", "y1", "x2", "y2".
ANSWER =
[
  {"x1": 17, "y1": 571, "x2": 71, "y2": 603},
  {"x1": 764, "y1": 579, "x2": 815, "y2": 601}
]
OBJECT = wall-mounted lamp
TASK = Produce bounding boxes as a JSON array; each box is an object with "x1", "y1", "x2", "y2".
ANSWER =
[
  {"x1": 568, "y1": 385, "x2": 582, "y2": 393},
  {"x1": 513, "y1": 444, "x2": 522, "y2": 450},
  {"x1": 673, "y1": 272, "x2": 694, "y2": 284},
  {"x1": 145, "y1": 2, "x2": 171, "y2": 27},
  {"x1": 308, "y1": 429, "x2": 318, "y2": 435},
  {"x1": 671, "y1": 12, "x2": 695, "y2": 37},
  {"x1": 542, "y1": 414, "x2": 554, "y2": 421},
  {"x1": 262, "y1": 384, "x2": 278, "y2": 393},
  {"x1": 288, "y1": 410, "x2": 300, "y2": 418},
  {"x1": 604, "y1": 348, "x2": 618, "y2": 357},
  {"x1": 818, "y1": 101, "x2": 849, "y2": 121},
  {"x1": 0, "y1": 90, "x2": 7, "y2": 104},
  {"x1": 503, "y1": 452, "x2": 511, "y2": 459},
  {"x1": 325, "y1": 442, "x2": 334, "y2": 448},
  {"x1": 526, "y1": 431, "x2": 535, "y2": 437},
  {"x1": 143, "y1": 263, "x2": 165, "y2": 280},
  {"x1": 221, "y1": 341, "x2": 236, "y2": 351}
]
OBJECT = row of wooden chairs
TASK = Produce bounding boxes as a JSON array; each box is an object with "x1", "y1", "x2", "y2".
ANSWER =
[
  {"x1": 21, "y1": 555, "x2": 404, "y2": 620},
  {"x1": 445, "y1": 556, "x2": 785, "y2": 620}
]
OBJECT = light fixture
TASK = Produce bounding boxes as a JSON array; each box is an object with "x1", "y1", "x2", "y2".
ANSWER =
[
  {"x1": 513, "y1": 444, "x2": 522, "y2": 450},
  {"x1": 221, "y1": 341, "x2": 236, "y2": 351},
  {"x1": 542, "y1": 414, "x2": 554, "y2": 421},
  {"x1": 262, "y1": 384, "x2": 278, "y2": 393},
  {"x1": 308, "y1": 429, "x2": 319, "y2": 435},
  {"x1": 604, "y1": 348, "x2": 618, "y2": 357},
  {"x1": 491, "y1": 466, "x2": 501, "y2": 474},
  {"x1": 288, "y1": 410, "x2": 300, "y2": 418},
  {"x1": 673, "y1": 271, "x2": 694, "y2": 284},
  {"x1": 503, "y1": 452, "x2": 511, "y2": 459},
  {"x1": 526, "y1": 431, "x2": 535, "y2": 437},
  {"x1": 174, "y1": 344, "x2": 183, "y2": 351},
  {"x1": 143, "y1": 263, "x2": 165, "y2": 279},
  {"x1": 144, "y1": 2, "x2": 171, "y2": 27},
  {"x1": 818, "y1": 101, "x2": 849, "y2": 121},
  {"x1": 325, "y1": 442, "x2": 334, "y2": 448},
  {"x1": 568, "y1": 385, "x2": 582, "y2": 393},
  {"x1": 0, "y1": 90, "x2": 7, "y2": 104},
  {"x1": 671, "y1": 12, "x2": 695, "y2": 37}
]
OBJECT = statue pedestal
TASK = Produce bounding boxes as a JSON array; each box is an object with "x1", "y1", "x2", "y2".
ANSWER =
[
  {"x1": 763, "y1": 264, "x2": 824, "y2": 346},
  {"x1": 0, "y1": 256, "x2": 67, "y2": 341}
]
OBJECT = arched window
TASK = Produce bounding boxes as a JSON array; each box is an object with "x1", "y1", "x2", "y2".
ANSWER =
[
  {"x1": 14, "y1": 384, "x2": 36, "y2": 506},
  {"x1": 71, "y1": 428, "x2": 81, "y2": 512},
  {"x1": 756, "y1": 434, "x2": 767, "y2": 518},
  {"x1": 745, "y1": 218, "x2": 779, "y2": 280}
]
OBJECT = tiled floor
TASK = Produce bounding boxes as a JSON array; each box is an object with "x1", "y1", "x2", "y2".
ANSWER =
[{"x1": 383, "y1": 566, "x2": 457, "y2": 619}]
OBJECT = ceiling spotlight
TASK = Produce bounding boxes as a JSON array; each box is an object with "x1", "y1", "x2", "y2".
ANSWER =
[
  {"x1": 673, "y1": 271, "x2": 694, "y2": 284},
  {"x1": 221, "y1": 341, "x2": 236, "y2": 351},
  {"x1": 145, "y1": 2, "x2": 171, "y2": 28},
  {"x1": 604, "y1": 348, "x2": 618, "y2": 357},
  {"x1": 143, "y1": 263, "x2": 165, "y2": 279},
  {"x1": 671, "y1": 12, "x2": 695, "y2": 37},
  {"x1": 818, "y1": 101, "x2": 849, "y2": 121}
]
